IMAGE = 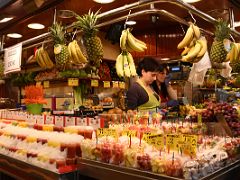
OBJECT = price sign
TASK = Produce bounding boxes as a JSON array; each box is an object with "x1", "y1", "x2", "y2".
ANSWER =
[
  {"x1": 122, "y1": 130, "x2": 136, "y2": 137},
  {"x1": 147, "y1": 134, "x2": 164, "y2": 149},
  {"x1": 68, "y1": 78, "x2": 79, "y2": 86},
  {"x1": 180, "y1": 134, "x2": 197, "y2": 157},
  {"x1": 43, "y1": 81, "x2": 50, "y2": 88},
  {"x1": 119, "y1": 82, "x2": 126, "y2": 89},
  {"x1": 4, "y1": 43, "x2": 22, "y2": 74},
  {"x1": 112, "y1": 81, "x2": 119, "y2": 88},
  {"x1": 36, "y1": 82, "x2": 41, "y2": 87},
  {"x1": 91, "y1": 79, "x2": 99, "y2": 87},
  {"x1": 166, "y1": 134, "x2": 180, "y2": 151},
  {"x1": 97, "y1": 128, "x2": 117, "y2": 138},
  {"x1": 103, "y1": 81, "x2": 111, "y2": 88},
  {"x1": 198, "y1": 114, "x2": 202, "y2": 124},
  {"x1": 142, "y1": 132, "x2": 156, "y2": 142}
]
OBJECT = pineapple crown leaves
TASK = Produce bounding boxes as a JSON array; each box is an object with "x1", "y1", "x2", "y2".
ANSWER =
[
  {"x1": 74, "y1": 9, "x2": 101, "y2": 37},
  {"x1": 49, "y1": 22, "x2": 66, "y2": 45},
  {"x1": 214, "y1": 18, "x2": 231, "y2": 41}
]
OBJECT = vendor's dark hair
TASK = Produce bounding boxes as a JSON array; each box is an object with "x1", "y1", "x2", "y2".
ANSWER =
[
  {"x1": 152, "y1": 64, "x2": 169, "y2": 100},
  {"x1": 136, "y1": 57, "x2": 159, "y2": 76}
]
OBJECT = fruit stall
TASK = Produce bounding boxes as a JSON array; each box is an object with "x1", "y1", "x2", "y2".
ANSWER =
[{"x1": 0, "y1": 0, "x2": 240, "y2": 180}]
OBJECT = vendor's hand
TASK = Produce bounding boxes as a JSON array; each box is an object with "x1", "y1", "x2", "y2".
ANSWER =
[
  {"x1": 164, "y1": 74, "x2": 172, "y2": 86},
  {"x1": 166, "y1": 100, "x2": 179, "y2": 107}
]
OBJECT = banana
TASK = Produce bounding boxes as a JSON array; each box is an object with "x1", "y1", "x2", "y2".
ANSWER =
[
  {"x1": 120, "y1": 30, "x2": 127, "y2": 51},
  {"x1": 229, "y1": 43, "x2": 235, "y2": 62},
  {"x1": 68, "y1": 42, "x2": 74, "y2": 63},
  {"x1": 116, "y1": 53, "x2": 124, "y2": 77},
  {"x1": 125, "y1": 43, "x2": 134, "y2": 52},
  {"x1": 41, "y1": 48, "x2": 54, "y2": 68},
  {"x1": 126, "y1": 52, "x2": 137, "y2": 76},
  {"x1": 233, "y1": 43, "x2": 239, "y2": 61},
  {"x1": 126, "y1": 29, "x2": 145, "y2": 52},
  {"x1": 191, "y1": 23, "x2": 201, "y2": 39},
  {"x1": 73, "y1": 40, "x2": 88, "y2": 63},
  {"x1": 123, "y1": 54, "x2": 131, "y2": 77},
  {"x1": 177, "y1": 25, "x2": 194, "y2": 49},
  {"x1": 196, "y1": 38, "x2": 207, "y2": 57},
  {"x1": 69, "y1": 41, "x2": 80, "y2": 64},
  {"x1": 36, "y1": 48, "x2": 47, "y2": 68},
  {"x1": 182, "y1": 42, "x2": 202, "y2": 62},
  {"x1": 181, "y1": 47, "x2": 191, "y2": 56},
  {"x1": 130, "y1": 31, "x2": 147, "y2": 49}
]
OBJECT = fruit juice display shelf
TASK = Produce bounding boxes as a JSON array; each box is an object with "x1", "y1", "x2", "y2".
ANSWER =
[
  {"x1": 0, "y1": 154, "x2": 78, "y2": 180},
  {"x1": 77, "y1": 158, "x2": 240, "y2": 180}
]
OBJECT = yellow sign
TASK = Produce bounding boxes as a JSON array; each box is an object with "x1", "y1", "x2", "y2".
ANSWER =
[
  {"x1": 43, "y1": 81, "x2": 50, "y2": 88},
  {"x1": 103, "y1": 81, "x2": 111, "y2": 88},
  {"x1": 112, "y1": 81, "x2": 119, "y2": 88},
  {"x1": 122, "y1": 130, "x2": 136, "y2": 137},
  {"x1": 36, "y1": 82, "x2": 41, "y2": 87},
  {"x1": 142, "y1": 132, "x2": 156, "y2": 141},
  {"x1": 119, "y1": 82, "x2": 126, "y2": 89},
  {"x1": 68, "y1": 78, "x2": 79, "y2": 86},
  {"x1": 166, "y1": 134, "x2": 181, "y2": 151},
  {"x1": 97, "y1": 128, "x2": 117, "y2": 138},
  {"x1": 147, "y1": 134, "x2": 164, "y2": 149},
  {"x1": 91, "y1": 79, "x2": 99, "y2": 87},
  {"x1": 180, "y1": 134, "x2": 198, "y2": 157},
  {"x1": 198, "y1": 114, "x2": 202, "y2": 124}
]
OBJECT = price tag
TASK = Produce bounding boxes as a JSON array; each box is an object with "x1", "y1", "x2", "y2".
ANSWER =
[
  {"x1": 91, "y1": 79, "x2": 99, "y2": 87},
  {"x1": 147, "y1": 134, "x2": 164, "y2": 149},
  {"x1": 142, "y1": 132, "x2": 156, "y2": 141},
  {"x1": 97, "y1": 128, "x2": 117, "y2": 138},
  {"x1": 103, "y1": 81, "x2": 111, "y2": 88},
  {"x1": 122, "y1": 130, "x2": 136, "y2": 137},
  {"x1": 166, "y1": 134, "x2": 180, "y2": 151},
  {"x1": 198, "y1": 114, "x2": 202, "y2": 124},
  {"x1": 119, "y1": 82, "x2": 126, "y2": 89},
  {"x1": 180, "y1": 134, "x2": 197, "y2": 157},
  {"x1": 68, "y1": 78, "x2": 79, "y2": 86},
  {"x1": 43, "y1": 81, "x2": 49, "y2": 88},
  {"x1": 112, "y1": 81, "x2": 119, "y2": 88},
  {"x1": 36, "y1": 82, "x2": 41, "y2": 87}
]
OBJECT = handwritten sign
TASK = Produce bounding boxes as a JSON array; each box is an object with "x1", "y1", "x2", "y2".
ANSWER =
[
  {"x1": 68, "y1": 78, "x2": 79, "y2": 86},
  {"x1": 147, "y1": 134, "x2": 164, "y2": 149},
  {"x1": 142, "y1": 132, "x2": 156, "y2": 141},
  {"x1": 122, "y1": 130, "x2": 136, "y2": 137},
  {"x1": 103, "y1": 81, "x2": 111, "y2": 88},
  {"x1": 43, "y1": 81, "x2": 50, "y2": 88},
  {"x1": 4, "y1": 43, "x2": 22, "y2": 74},
  {"x1": 36, "y1": 82, "x2": 42, "y2": 87},
  {"x1": 97, "y1": 128, "x2": 117, "y2": 138},
  {"x1": 180, "y1": 134, "x2": 198, "y2": 157},
  {"x1": 119, "y1": 82, "x2": 126, "y2": 89},
  {"x1": 112, "y1": 81, "x2": 119, "y2": 88},
  {"x1": 166, "y1": 134, "x2": 181, "y2": 151},
  {"x1": 91, "y1": 79, "x2": 99, "y2": 87}
]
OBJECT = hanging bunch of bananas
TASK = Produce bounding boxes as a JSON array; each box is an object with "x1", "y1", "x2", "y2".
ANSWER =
[
  {"x1": 177, "y1": 22, "x2": 207, "y2": 63},
  {"x1": 120, "y1": 28, "x2": 147, "y2": 52},
  {"x1": 115, "y1": 51, "x2": 137, "y2": 78},
  {"x1": 35, "y1": 47, "x2": 54, "y2": 69},
  {"x1": 228, "y1": 42, "x2": 240, "y2": 73},
  {"x1": 68, "y1": 40, "x2": 88, "y2": 65}
]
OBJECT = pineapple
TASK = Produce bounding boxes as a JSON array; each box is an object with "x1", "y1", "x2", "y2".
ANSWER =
[
  {"x1": 49, "y1": 22, "x2": 69, "y2": 69},
  {"x1": 75, "y1": 10, "x2": 103, "y2": 68},
  {"x1": 210, "y1": 19, "x2": 230, "y2": 63}
]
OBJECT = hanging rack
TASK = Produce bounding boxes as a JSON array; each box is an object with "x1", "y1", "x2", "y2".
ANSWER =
[{"x1": 2, "y1": 0, "x2": 240, "y2": 52}]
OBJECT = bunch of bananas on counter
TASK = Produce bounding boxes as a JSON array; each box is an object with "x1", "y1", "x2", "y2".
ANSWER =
[
  {"x1": 227, "y1": 42, "x2": 240, "y2": 73},
  {"x1": 68, "y1": 40, "x2": 88, "y2": 65},
  {"x1": 116, "y1": 51, "x2": 137, "y2": 78},
  {"x1": 177, "y1": 22, "x2": 207, "y2": 63},
  {"x1": 35, "y1": 47, "x2": 54, "y2": 69},
  {"x1": 120, "y1": 28, "x2": 147, "y2": 52}
]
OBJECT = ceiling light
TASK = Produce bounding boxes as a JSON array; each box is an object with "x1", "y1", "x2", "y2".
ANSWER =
[
  {"x1": 28, "y1": 23, "x2": 45, "y2": 29},
  {"x1": 93, "y1": 0, "x2": 115, "y2": 4},
  {"x1": 0, "y1": 17, "x2": 13, "y2": 23},
  {"x1": 126, "y1": 21, "x2": 137, "y2": 25},
  {"x1": 183, "y1": 0, "x2": 201, "y2": 3},
  {"x1": 7, "y1": 33, "x2": 22, "y2": 38}
]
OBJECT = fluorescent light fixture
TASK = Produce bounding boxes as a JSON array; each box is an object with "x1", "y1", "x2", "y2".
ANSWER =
[
  {"x1": 0, "y1": 17, "x2": 13, "y2": 23},
  {"x1": 161, "y1": 58, "x2": 170, "y2": 61},
  {"x1": 126, "y1": 21, "x2": 137, "y2": 25},
  {"x1": 28, "y1": 23, "x2": 45, "y2": 29},
  {"x1": 183, "y1": 0, "x2": 201, "y2": 3},
  {"x1": 7, "y1": 33, "x2": 22, "y2": 38},
  {"x1": 93, "y1": 0, "x2": 115, "y2": 4}
]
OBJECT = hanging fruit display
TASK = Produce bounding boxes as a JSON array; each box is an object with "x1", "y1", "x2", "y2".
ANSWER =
[
  {"x1": 228, "y1": 42, "x2": 240, "y2": 73},
  {"x1": 210, "y1": 19, "x2": 230, "y2": 63},
  {"x1": 68, "y1": 40, "x2": 88, "y2": 64},
  {"x1": 35, "y1": 47, "x2": 54, "y2": 69},
  {"x1": 177, "y1": 22, "x2": 207, "y2": 63},
  {"x1": 49, "y1": 22, "x2": 69, "y2": 70},
  {"x1": 75, "y1": 10, "x2": 103, "y2": 68}
]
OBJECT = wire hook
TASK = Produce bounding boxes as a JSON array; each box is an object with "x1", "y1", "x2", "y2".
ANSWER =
[
  {"x1": 72, "y1": 28, "x2": 78, "y2": 41},
  {"x1": 230, "y1": 34, "x2": 235, "y2": 42},
  {"x1": 124, "y1": 10, "x2": 132, "y2": 29},
  {"x1": 188, "y1": 11, "x2": 196, "y2": 24},
  {"x1": 180, "y1": 24, "x2": 185, "y2": 34}
]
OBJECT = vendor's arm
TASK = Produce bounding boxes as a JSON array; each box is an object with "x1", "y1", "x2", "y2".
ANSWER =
[
  {"x1": 167, "y1": 85, "x2": 177, "y2": 100},
  {"x1": 127, "y1": 82, "x2": 148, "y2": 110}
]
